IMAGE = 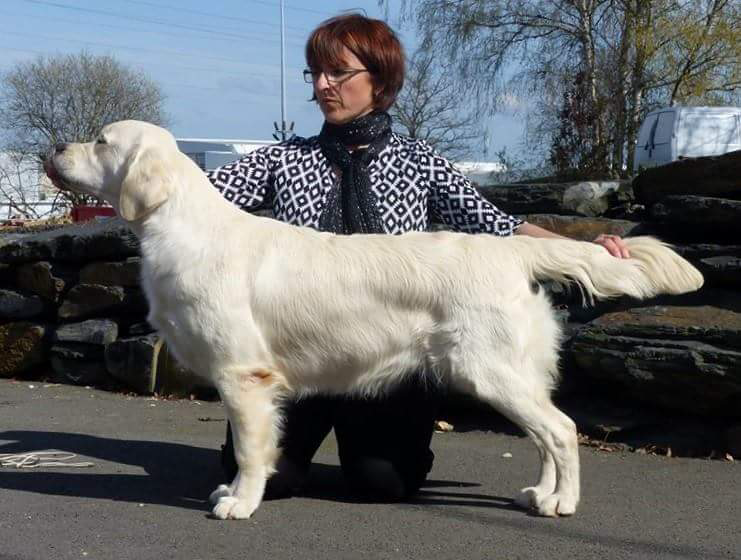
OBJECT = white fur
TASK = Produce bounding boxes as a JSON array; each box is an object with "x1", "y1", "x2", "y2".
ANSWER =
[{"x1": 51, "y1": 120, "x2": 704, "y2": 520}]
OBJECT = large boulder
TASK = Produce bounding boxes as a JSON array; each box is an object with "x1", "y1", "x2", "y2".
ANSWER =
[
  {"x1": 675, "y1": 243, "x2": 741, "y2": 260},
  {"x1": 561, "y1": 181, "x2": 633, "y2": 217},
  {"x1": 49, "y1": 319, "x2": 119, "y2": 386},
  {"x1": 694, "y1": 256, "x2": 741, "y2": 289},
  {"x1": 154, "y1": 343, "x2": 215, "y2": 398},
  {"x1": 570, "y1": 302, "x2": 741, "y2": 417},
  {"x1": 0, "y1": 218, "x2": 138, "y2": 264},
  {"x1": 50, "y1": 342, "x2": 105, "y2": 362},
  {"x1": 649, "y1": 195, "x2": 741, "y2": 242},
  {"x1": 104, "y1": 336, "x2": 214, "y2": 397},
  {"x1": 476, "y1": 181, "x2": 631, "y2": 216},
  {"x1": 54, "y1": 319, "x2": 119, "y2": 345},
  {"x1": 0, "y1": 288, "x2": 45, "y2": 320},
  {"x1": 79, "y1": 257, "x2": 141, "y2": 287},
  {"x1": 520, "y1": 214, "x2": 647, "y2": 241},
  {"x1": 0, "y1": 322, "x2": 48, "y2": 377},
  {"x1": 633, "y1": 149, "x2": 741, "y2": 206},
  {"x1": 50, "y1": 354, "x2": 109, "y2": 386},
  {"x1": 15, "y1": 261, "x2": 76, "y2": 302},
  {"x1": 674, "y1": 244, "x2": 741, "y2": 290},
  {"x1": 476, "y1": 183, "x2": 570, "y2": 215},
  {"x1": 57, "y1": 284, "x2": 125, "y2": 320},
  {"x1": 0, "y1": 262, "x2": 13, "y2": 286},
  {"x1": 57, "y1": 284, "x2": 148, "y2": 320},
  {"x1": 105, "y1": 334, "x2": 161, "y2": 394}
]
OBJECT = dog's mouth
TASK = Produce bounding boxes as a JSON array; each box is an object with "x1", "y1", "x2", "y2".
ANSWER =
[
  {"x1": 43, "y1": 158, "x2": 80, "y2": 193},
  {"x1": 43, "y1": 158, "x2": 61, "y2": 183}
]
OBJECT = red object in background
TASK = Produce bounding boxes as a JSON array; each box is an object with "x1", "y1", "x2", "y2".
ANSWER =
[{"x1": 71, "y1": 205, "x2": 116, "y2": 222}]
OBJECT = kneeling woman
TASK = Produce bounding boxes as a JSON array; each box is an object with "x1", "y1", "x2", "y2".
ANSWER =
[{"x1": 207, "y1": 12, "x2": 629, "y2": 501}]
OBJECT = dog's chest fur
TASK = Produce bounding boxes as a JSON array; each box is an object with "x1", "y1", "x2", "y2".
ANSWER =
[{"x1": 137, "y1": 229, "x2": 256, "y2": 377}]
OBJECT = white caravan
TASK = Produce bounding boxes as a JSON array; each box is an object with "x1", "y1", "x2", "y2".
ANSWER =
[{"x1": 633, "y1": 106, "x2": 741, "y2": 172}]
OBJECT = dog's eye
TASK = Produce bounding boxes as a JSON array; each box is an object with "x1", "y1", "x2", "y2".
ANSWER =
[{"x1": 96, "y1": 137, "x2": 107, "y2": 145}]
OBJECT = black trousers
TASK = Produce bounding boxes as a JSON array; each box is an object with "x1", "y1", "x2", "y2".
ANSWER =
[{"x1": 222, "y1": 376, "x2": 442, "y2": 501}]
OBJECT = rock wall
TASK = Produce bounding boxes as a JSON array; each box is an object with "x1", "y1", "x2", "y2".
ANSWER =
[
  {"x1": 474, "y1": 167, "x2": 741, "y2": 453},
  {"x1": 0, "y1": 219, "x2": 212, "y2": 397},
  {"x1": 559, "y1": 155, "x2": 741, "y2": 422}
]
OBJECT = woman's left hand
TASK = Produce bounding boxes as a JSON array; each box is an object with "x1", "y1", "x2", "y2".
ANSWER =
[{"x1": 593, "y1": 233, "x2": 631, "y2": 259}]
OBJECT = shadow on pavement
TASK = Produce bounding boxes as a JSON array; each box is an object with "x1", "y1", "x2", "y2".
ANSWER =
[
  {"x1": 298, "y1": 463, "x2": 516, "y2": 511},
  {"x1": 0, "y1": 430, "x2": 222, "y2": 511},
  {"x1": 0, "y1": 432, "x2": 503, "y2": 513}
]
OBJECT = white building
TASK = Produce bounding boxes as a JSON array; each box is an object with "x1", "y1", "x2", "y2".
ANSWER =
[{"x1": 176, "y1": 138, "x2": 277, "y2": 171}]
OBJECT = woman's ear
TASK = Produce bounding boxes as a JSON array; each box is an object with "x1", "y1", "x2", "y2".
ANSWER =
[{"x1": 372, "y1": 82, "x2": 384, "y2": 107}]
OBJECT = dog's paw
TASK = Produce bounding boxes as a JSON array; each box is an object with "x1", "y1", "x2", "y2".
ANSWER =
[
  {"x1": 209, "y1": 484, "x2": 232, "y2": 505},
  {"x1": 514, "y1": 486, "x2": 544, "y2": 510},
  {"x1": 534, "y1": 493, "x2": 577, "y2": 517},
  {"x1": 211, "y1": 496, "x2": 257, "y2": 520}
]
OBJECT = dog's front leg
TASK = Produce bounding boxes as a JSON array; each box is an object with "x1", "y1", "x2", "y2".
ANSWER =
[{"x1": 209, "y1": 368, "x2": 283, "y2": 520}]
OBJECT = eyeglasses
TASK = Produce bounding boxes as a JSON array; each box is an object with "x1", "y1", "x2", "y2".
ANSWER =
[{"x1": 303, "y1": 68, "x2": 369, "y2": 84}]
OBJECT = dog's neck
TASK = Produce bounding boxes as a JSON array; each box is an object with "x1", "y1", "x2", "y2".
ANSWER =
[{"x1": 130, "y1": 159, "x2": 256, "y2": 261}]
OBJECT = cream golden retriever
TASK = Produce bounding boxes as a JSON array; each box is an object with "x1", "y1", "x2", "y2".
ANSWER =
[{"x1": 45, "y1": 120, "x2": 703, "y2": 520}]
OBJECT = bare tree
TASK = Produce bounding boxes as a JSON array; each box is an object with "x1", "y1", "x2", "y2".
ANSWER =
[
  {"x1": 0, "y1": 150, "x2": 64, "y2": 219},
  {"x1": 0, "y1": 51, "x2": 167, "y2": 207},
  {"x1": 384, "y1": 0, "x2": 740, "y2": 176},
  {"x1": 391, "y1": 50, "x2": 484, "y2": 160},
  {"x1": 388, "y1": 1, "x2": 614, "y2": 159}
]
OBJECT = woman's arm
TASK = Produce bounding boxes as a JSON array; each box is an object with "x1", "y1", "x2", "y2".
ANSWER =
[
  {"x1": 418, "y1": 140, "x2": 631, "y2": 259},
  {"x1": 421, "y1": 142, "x2": 523, "y2": 236},
  {"x1": 515, "y1": 221, "x2": 631, "y2": 259},
  {"x1": 206, "y1": 146, "x2": 276, "y2": 212},
  {"x1": 514, "y1": 221, "x2": 568, "y2": 240}
]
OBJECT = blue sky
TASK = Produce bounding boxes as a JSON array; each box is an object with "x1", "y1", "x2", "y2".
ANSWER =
[{"x1": 0, "y1": 0, "x2": 525, "y2": 159}]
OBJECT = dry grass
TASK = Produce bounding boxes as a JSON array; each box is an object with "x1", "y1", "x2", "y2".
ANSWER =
[{"x1": 0, "y1": 214, "x2": 73, "y2": 234}]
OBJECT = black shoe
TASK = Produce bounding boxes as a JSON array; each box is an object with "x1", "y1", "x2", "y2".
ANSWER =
[{"x1": 342, "y1": 457, "x2": 407, "y2": 502}]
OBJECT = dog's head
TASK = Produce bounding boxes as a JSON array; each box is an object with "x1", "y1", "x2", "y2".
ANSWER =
[{"x1": 45, "y1": 120, "x2": 178, "y2": 222}]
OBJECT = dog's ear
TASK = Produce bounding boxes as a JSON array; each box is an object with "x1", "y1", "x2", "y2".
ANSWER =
[{"x1": 119, "y1": 147, "x2": 174, "y2": 221}]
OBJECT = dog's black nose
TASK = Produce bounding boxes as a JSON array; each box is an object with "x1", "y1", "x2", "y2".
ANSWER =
[{"x1": 54, "y1": 143, "x2": 68, "y2": 154}]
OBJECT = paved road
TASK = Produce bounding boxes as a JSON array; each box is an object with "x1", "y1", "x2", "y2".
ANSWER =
[{"x1": 0, "y1": 379, "x2": 738, "y2": 560}]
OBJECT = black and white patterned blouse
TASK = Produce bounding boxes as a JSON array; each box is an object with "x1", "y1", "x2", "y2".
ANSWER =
[{"x1": 206, "y1": 132, "x2": 523, "y2": 236}]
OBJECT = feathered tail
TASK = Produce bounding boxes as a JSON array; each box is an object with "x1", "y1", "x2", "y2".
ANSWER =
[{"x1": 509, "y1": 235, "x2": 704, "y2": 303}]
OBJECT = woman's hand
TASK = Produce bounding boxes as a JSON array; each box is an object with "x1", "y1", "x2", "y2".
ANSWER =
[{"x1": 593, "y1": 233, "x2": 630, "y2": 259}]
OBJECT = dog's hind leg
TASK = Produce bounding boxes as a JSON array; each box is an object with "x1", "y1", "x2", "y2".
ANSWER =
[
  {"x1": 453, "y1": 366, "x2": 579, "y2": 517},
  {"x1": 514, "y1": 427, "x2": 557, "y2": 510},
  {"x1": 209, "y1": 368, "x2": 284, "y2": 520},
  {"x1": 505, "y1": 395, "x2": 579, "y2": 516}
]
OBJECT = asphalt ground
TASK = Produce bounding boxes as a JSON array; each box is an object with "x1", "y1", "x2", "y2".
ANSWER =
[{"x1": 0, "y1": 379, "x2": 738, "y2": 560}]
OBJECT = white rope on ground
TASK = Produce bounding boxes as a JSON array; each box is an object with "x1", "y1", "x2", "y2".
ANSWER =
[{"x1": 0, "y1": 451, "x2": 94, "y2": 468}]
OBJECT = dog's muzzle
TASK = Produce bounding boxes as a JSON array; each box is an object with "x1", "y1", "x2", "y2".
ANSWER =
[{"x1": 43, "y1": 148, "x2": 72, "y2": 191}]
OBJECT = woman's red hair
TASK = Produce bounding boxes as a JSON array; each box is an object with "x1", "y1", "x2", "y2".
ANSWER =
[{"x1": 306, "y1": 13, "x2": 405, "y2": 111}]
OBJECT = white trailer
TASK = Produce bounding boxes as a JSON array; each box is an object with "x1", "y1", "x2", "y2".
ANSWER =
[{"x1": 634, "y1": 106, "x2": 741, "y2": 172}]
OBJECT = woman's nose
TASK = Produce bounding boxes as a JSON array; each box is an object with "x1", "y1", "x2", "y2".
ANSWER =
[{"x1": 314, "y1": 71, "x2": 331, "y2": 90}]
